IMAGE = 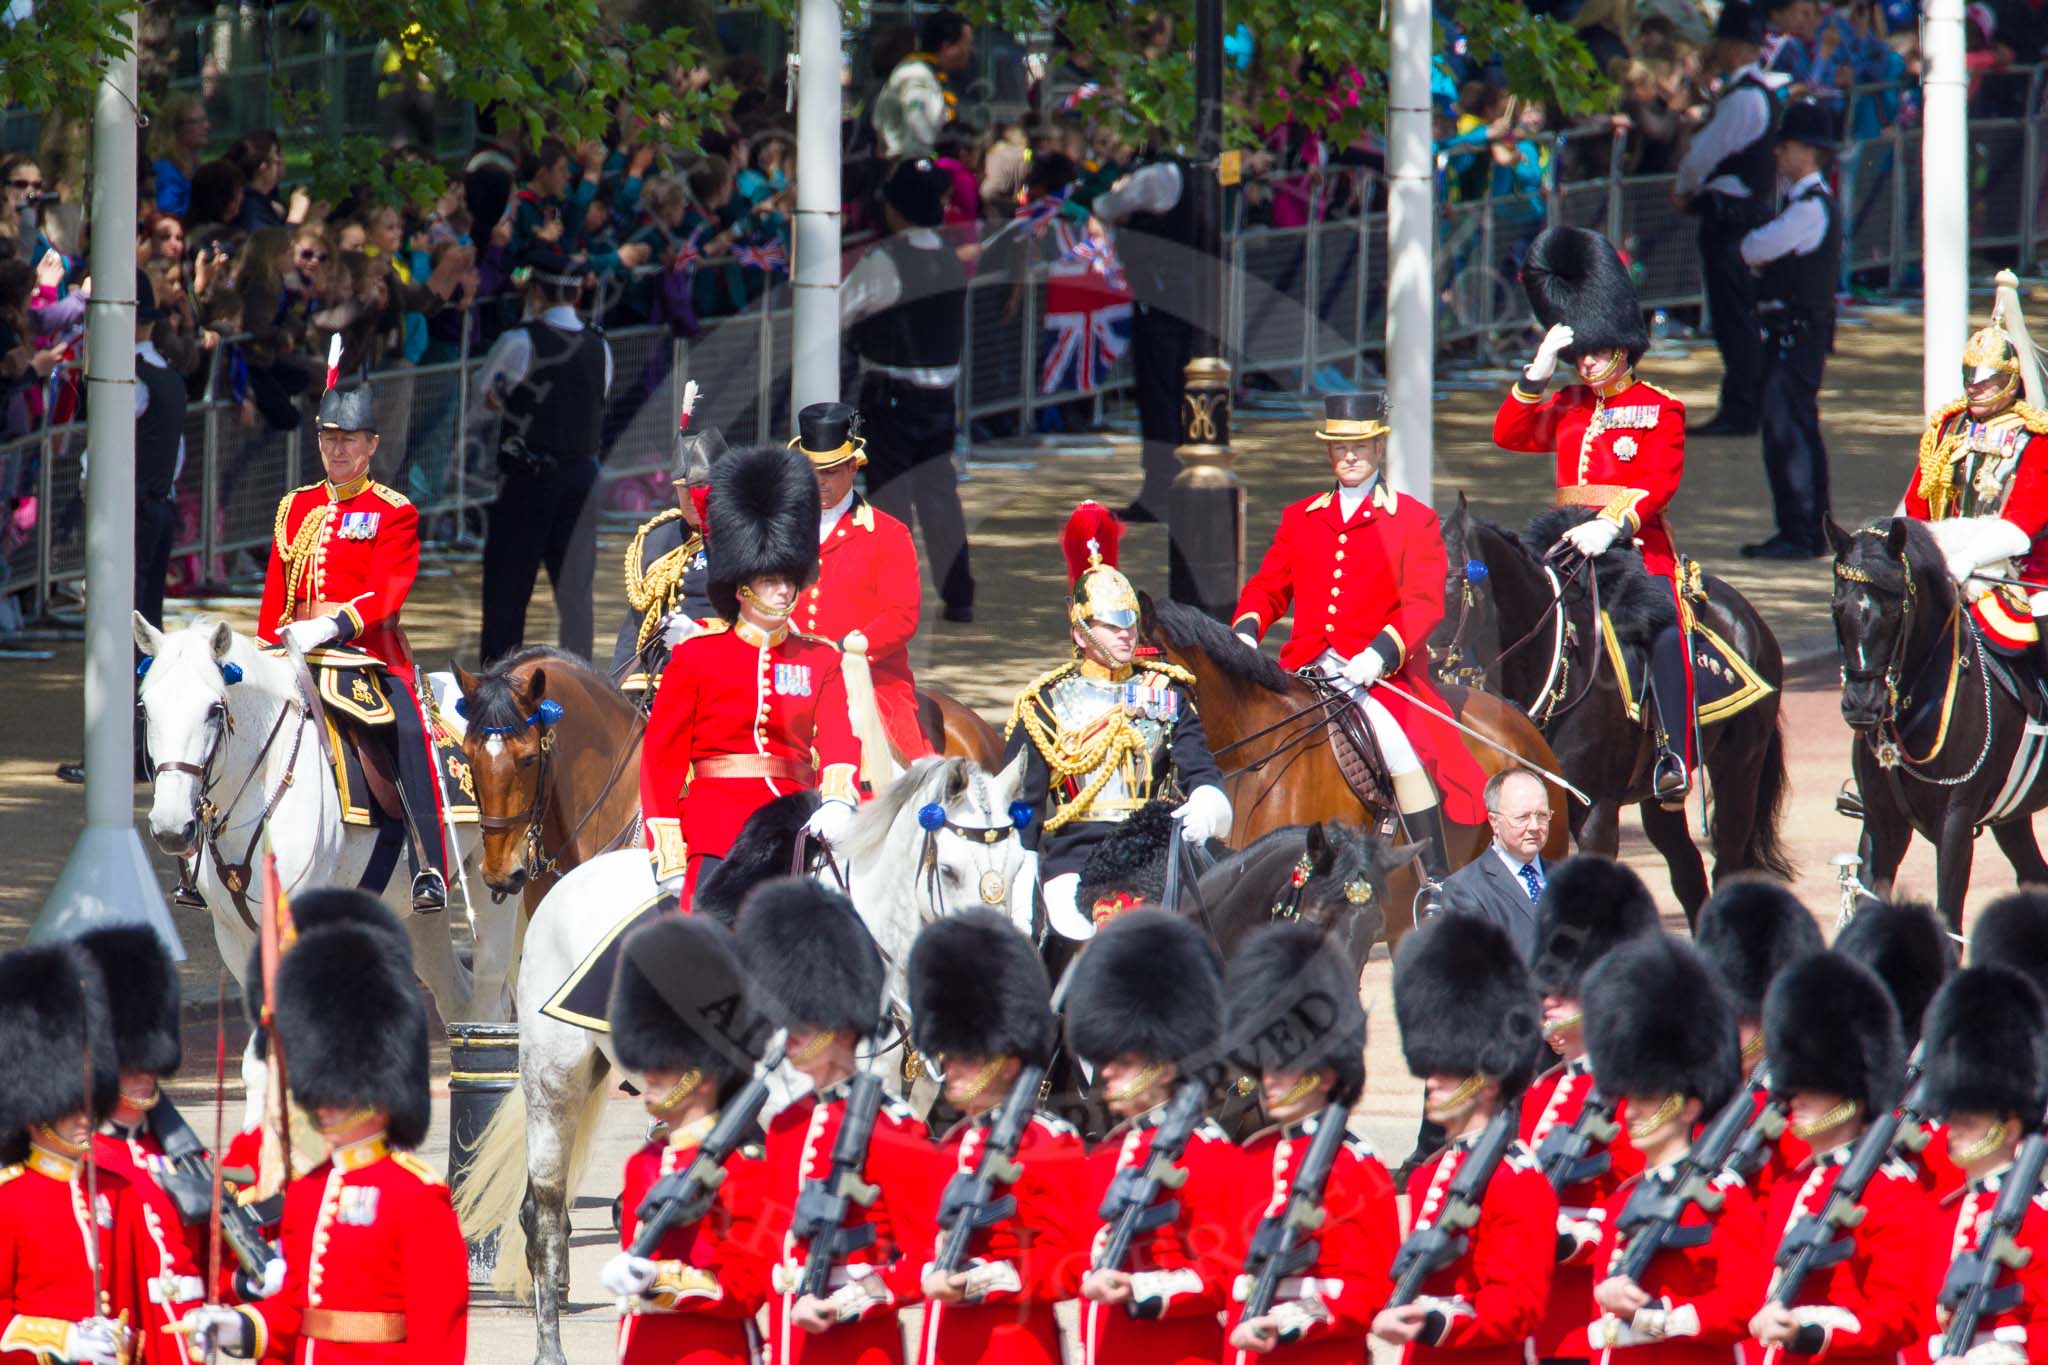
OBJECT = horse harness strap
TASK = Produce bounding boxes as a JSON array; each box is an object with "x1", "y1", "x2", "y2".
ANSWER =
[
  {"x1": 193, "y1": 702, "x2": 308, "y2": 930},
  {"x1": 1300, "y1": 674, "x2": 1396, "y2": 822}
]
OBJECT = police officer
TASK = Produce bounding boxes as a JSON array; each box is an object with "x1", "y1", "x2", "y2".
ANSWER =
[
  {"x1": 475, "y1": 246, "x2": 613, "y2": 662},
  {"x1": 845, "y1": 159, "x2": 975, "y2": 623},
  {"x1": 1673, "y1": 1, "x2": 1781, "y2": 439},
  {"x1": 612, "y1": 415, "x2": 725, "y2": 699},
  {"x1": 1738, "y1": 98, "x2": 1841, "y2": 560}
]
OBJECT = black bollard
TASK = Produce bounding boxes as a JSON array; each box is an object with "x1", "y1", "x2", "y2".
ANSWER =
[
  {"x1": 447, "y1": 1021, "x2": 519, "y2": 1284},
  {"x1": 1168, "y1": 356, "x2": 1244, "y2": 620}
]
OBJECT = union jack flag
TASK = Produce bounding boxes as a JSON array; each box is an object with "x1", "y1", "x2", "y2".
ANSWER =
[
  {"x1": 1040, "y1": 300, "x2": 1132, "y2": 395},
  {"x1": 670, "y1": 225, "x2": 707, "y2": 275},
  {"x1": 734, "y1": 239, "x2": 788, "y2": 273},
  {"x1": 1065, "y1": 234, "x2": 1127, "y2": 292},
  {"x1": 1013, "y1": 188, "x2": 1069, "y2": 238}
]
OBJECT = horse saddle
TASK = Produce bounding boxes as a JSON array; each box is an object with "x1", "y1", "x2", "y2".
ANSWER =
[
  {"x1": 540, "y1": 888, "x2": 675, "y2": 1030},
  {"x1": 1599, "y1": 559, "x2": 1776, "y2": 730},
  {"x1": 1298, "y1": 672, "x2": 1398, "y2": 832},
  {"x1": 275, "y1": 647, "x2": 478, "y2": 830}
]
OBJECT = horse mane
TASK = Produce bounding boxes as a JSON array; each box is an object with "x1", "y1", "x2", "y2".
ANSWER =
[
  {"x1": 1147, "y1": 597, "x2": 1295, "y2": 695},
  {"x1": 465, "y1": 646, "x2": 607, "y2": 732},
  {"x1": 836, "y1": 756, "x2": 977, "y2": 866},
  {"x1": 1515, "y1": 506, "x2": 1677, "y2": 647}
]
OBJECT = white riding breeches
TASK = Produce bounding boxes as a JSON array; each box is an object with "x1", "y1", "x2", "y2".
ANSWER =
[{"x1": 1312, "y1": 650, "x2": 1422, "y2": 773}]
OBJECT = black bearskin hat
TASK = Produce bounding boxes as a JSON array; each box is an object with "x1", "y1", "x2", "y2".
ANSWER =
[
  {"x1": 1529, "y1": 855, "x2": 1660, "y2": 998},
  {"x1": 736, "y1": 878, "x2": 885, "y2": 1037},
  {"x1": 1064, "y1": 909, "x2": 1224, "y2": 1069},
  {"x1": 1970, "y1": 891, "x2": 2048, "y2": 995},
  {"x1": 705, "y1": 443, "x2": 820, "y2": 621},
  {"x1": 1763, "y1": 953, "x2": 1905, "y2": 1119},
  {"x1": 0, "y1": 944, "x2": 119, "y2": 1164},
  {"x1": 1522, "y1": 227, "x2": 1650, "y2": 365},
  {"x1": 1832, "y1": 900, "x2": 1954, "y2": 1043},
  {"x1": 1920, "y1": 966, "x2": 2048, "y2": 1124},
  {"x1": 1225, "y1": 922, "x2": 1367, "y2": 1108},
  {"x1": 77, "y1": 925, "x2": 182, "y2": 1078},
  {"x1": 1074, "y1": 801, "x2": 1174, "y2": 919},
  {"x1": 242, "y1": 888, "x2": 412, "y2": 1029},
  {"x1": 275, "y1": 922, "x2": 432, "y2": 1148},
  {"x1": 608, "y1": 915, "x2": 769, "y2": 1087},
  {"x1": 1693, "y1": 876, "x2": 1823, "y2": 1020},
  {"x1": 1583, "y1": 934, "x2": 1741, "y2": 1116},
  {"x1": 1393, "y1": 912, "x2": 1543, "y2": 1099},
  {"x1": 908, "y1": 910, "x2": 1057, "y2": 1069}
]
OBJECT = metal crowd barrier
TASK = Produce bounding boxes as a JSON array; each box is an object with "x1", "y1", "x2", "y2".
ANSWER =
[{"x1": 4, "y1": 90, "x2": 2048, "y2": 623}]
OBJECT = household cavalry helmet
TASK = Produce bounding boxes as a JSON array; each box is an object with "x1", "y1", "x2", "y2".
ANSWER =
[
  {"x1": 1061, "y1": 501, "x2": 1139, "y2": 631},
  {"x1": 1962, "y1": 269, "x2": 2045, "y2": 409}
]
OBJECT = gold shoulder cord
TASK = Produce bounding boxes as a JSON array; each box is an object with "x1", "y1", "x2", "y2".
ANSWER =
[
  {"x1": 1914, "y1": 398, "x2": 1971, "y2": 519},
  {"x1": 1012, "y1": 681, "x2": 1149, "y2": 833},
  {"x1": 272, "y1": 496, "x2": 330, "y2": 631},
  {"x1": 624, "y1": 509, "x2": 694, "y2": 654}
]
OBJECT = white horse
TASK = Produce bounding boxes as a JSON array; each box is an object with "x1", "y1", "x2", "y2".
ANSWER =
[
  {"x1": 133, "y1": 614, "x2": 513, "y2": 1024},
  {"x1": 455, "y1": 753, "x2": 1033, "y2": 1365}
]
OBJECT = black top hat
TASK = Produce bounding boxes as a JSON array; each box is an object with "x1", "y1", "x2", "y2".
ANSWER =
[
  {"x1": 1716, "y1": 1, "x2": 1766, "y2": 43},
  {"x1": 1778, "y1": 98, "x2": 1839, "y2": 152},
  {"x1": 908, "y1": 910, "x2": 1058, "y2": 1070},
  {"x1": 1314, "y1": 392, "x2": 1391, "y2": 442},
  {"x1": 882, "y1": 158, "x2": 951, "y2": 229},
  {"x1": 791, "y1": 401, "x2": 865, "y2": 468}
]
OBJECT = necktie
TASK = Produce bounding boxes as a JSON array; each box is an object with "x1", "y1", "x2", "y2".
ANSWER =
[{"x1": 1518, "y1": 862, "x2": 1543, "y2": 902}]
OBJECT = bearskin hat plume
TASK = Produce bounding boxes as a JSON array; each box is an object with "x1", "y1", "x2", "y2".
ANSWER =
[
  {"x1": 1693, "y1": 876, "x2": 1823, "y2": 1020},
  {"x1": 736, "y1": 877, "x2": 886, "y2": 1037},
  {"x1": 1226, "y1": 922, "x2": 1368, "y2": 1108},
  {"x1": 1530, "y1": 855, "x2": 1660, "y2": 998},
  {"x1": 909, "y1": 910, "x2": 1058, "y2": 1069},
  {"x1": 1583, "y1": 934, "x2": 1741, "y2": 1116},
  {"x1": 274, "y1": 922, "x2": 432, "y2": 1147},
  {"x1": 1393, "y1": 912, "x2": 1543, "y2": 1099},
  {"x1": 1064, "y1": 909, "x2": 1224, "y2": 1070}
]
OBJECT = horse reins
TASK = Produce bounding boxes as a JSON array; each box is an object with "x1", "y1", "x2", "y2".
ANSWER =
[
  {"x1": 149, "y1": 691, "x2": 309, "y2": 930},
  {"x1": 1837, "y1": 544, "x2": 1990, "y2": 784},
  {"x1": 473, "y1": 698, "x2": 647, "y2": 898}
]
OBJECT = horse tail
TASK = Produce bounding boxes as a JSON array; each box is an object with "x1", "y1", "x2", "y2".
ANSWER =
[
  {"x1": 453, "y1": 1083, "x2": 531, "y2": 1293},
  {"x1": 1738, "y1": 717, "x2": 1795, "y2": 881}
]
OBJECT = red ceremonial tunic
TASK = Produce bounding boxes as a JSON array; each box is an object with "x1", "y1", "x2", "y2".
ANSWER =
[
  {"x1": 1231, "y1": 480, "x2": 1488, "y2": 825},
  {"x1": 257, "y1": 476, "x2": 421, "y2": 674},
  {"x1": 615, "y1": 1117, "x2": 772, "y2": 1365},
  {"x1": 1925, "y1": 1165, "x2": 2048, "y2": 1363},
  {"x1": 1753, "y1": 1148, "x2": 1933, "y2": 1365},
  {"x1": 759, "y1": 1082, "x2": 933, "y2": 1365},
  {"x1": 1398, "y1": 1134, "x2": 1559, "y2": 1365},
  {"x1": 1222, "y1": 1115, "x2": 1401, "y2": 1365},
  {"x1": 1492, "y1": 378, "x2": 1687, "y2": 578},
  {"x1": 640, "y1": 620, "x2": 864, "y2": 905},
  {"x1": 1074, "y1": 1109, "x2": 1244, "y2": 1365},
  {"x1": 1901, "y1": 401, "x2": 2048, "y2": 651},
  {"x1": 1521, "y1": 1062, "x2": 1647, "y2": 1362},
  {"x1": 804, "y1": 498, "x2": 934, "y2": 764},
  {"x1": 0, "y1": 1145, "x2": 134, "y2": 1365},
  {"x1": 98, "y1": 1129, "x2": 212, "y2": 1363},
  {"x1": 1588, "y1": 1164, "x2": 1769, "y2": 1365},
  {"x1": 232, "y1": 1135, "x2": 468, "y2": 1364},
  {"x1": 915, "y1": 1112, "x2": 1088, "y2": 1365}
]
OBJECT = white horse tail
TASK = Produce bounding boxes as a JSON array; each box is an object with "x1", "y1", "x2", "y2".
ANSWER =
[
  {"x1": 838, "y1": 631, "x2": 902, "y2": 788},
  {"x1": 452, "y1": 1084, "x2": 531, "y2": 1290}
]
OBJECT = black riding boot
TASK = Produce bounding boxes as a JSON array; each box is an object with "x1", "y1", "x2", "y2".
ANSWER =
[
  {"x1": 393, "y1": 692, "x2": 450, "y2": 912},
  {"x1": 1406, "y1": 801, "x2": 1455, "y2": 919},
  {"x1": 1648, "y1": 625, "x2": 1693, "y2": 805}
]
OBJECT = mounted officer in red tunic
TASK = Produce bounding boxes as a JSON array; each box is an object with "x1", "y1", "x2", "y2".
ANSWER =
[
  {"x1": 255, "y1": 377, "x2": 450, "y2": 910},
  {"x1": 1232, "y1": 393, "x2": 1488, "y2": 884},
  {"x1": 638, "y1": 442, "x2": 866, "y2": 906},
  {"x1": 1492, "y1": 227, "x2": 1696, "y2": 802},
  {"x1": 1902, "y1": 270, "x2": 2048, "y2": 667}
]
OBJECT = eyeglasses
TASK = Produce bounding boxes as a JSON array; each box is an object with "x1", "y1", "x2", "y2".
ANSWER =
[
  {"x1": 7, "y1": 179, "x2": 43, "y2": 192},
  {"x1": 296, "y1": 249, "x2": 330, "y2": 263},
  {"x1": 1489, "y1": 810, "x2": 1553, "y2": 827}
]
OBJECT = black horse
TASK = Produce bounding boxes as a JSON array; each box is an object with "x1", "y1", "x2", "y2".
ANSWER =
[
  {"x1": 1830, "y1": 517, "x2": 2048, "y2": 931},
  {"x1": 1437, "y1": 495, "x2": 1791, "y2": 925}
]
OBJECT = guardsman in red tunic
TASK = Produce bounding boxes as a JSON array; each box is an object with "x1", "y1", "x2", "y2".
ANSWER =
[
  {"x1": 1917, "y1": 965, "x2": 2048, "y2": 1365},
  {"x1": 1492, "y1": 227, "x2": 1695, "y2": 803},
  {"x1": 255, "y1": 379, "x2": 448, "y2": 911},
  {"x1": 792, "y1": 402, "x2": 936, "y2": 764},
  {"x1": 1583, "y1": 935, "x2": 1769, "y2": 1365},
  {"x1": 639, "y1": 443, "x2": 868, "y2": 906},
  {"x1": 1221, "y1": 922, "x2": 1400, "y2": 1364},
  {"x1": 737, "y1": 880, "x2": 934, "y2": 1365},
  {"x1": 183, "y1": 920, "x2": 468, "y2": 1364},
  {"x1": 1902, "y1": 272, "x2": 2048, "y2": 664},
  {"x1": 599, "y1": 914, "x2": 774, "y2": 1365},
  {"x1": 1690, "y1": 879, "x2": 1824, "y2": 1200},
  {"x1": 1521, "y1": 859, "x2": 1659, "y2": 1365},
  {"x1": 1745, "y1": 954, "x2": 1932, "y2": 1365},
  {"x1": 907, "y1": 911, "x2": 1087, "y2": 1365},
  {"x1": 1067, "y1": 911, "x2": 1244, "y2": 1365},
  {"x1": 1232, "y1": 392, "x2": 1488, "y2": 882},
  {"x1": 1374, "y1": 913, "x2": 1558, "y2": 1365},
  {"x1": 0, "y1": 944, "x2": 134, "y2": 1365},
  {"x1": 1832, "y1": 902, "x2": 1960, "y2": 1200}
]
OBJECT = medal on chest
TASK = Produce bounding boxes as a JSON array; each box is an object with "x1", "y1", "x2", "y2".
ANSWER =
[
  {"x1": 337, "y1": 1186, "x2": 381, "y2": 1226},
  {"x1": 337, "y1": 511, "x2": 381, "y2": 541},
  {"x1": 773, "y1": 662, "x2": 813, "y2": 697}
]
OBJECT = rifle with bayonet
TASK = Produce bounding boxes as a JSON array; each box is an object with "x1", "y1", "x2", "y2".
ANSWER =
[
  {"x1": 630, "y1": 1041, "x2": 788, "y2": 1258},
  {"x1": 147, "y1": 1102, "x2": 284, "y2": 1296},
  {"x1": 933, "y1": 1063, "x2": 1050, "y2": 1277},
  {"x1": 1935, "y1": 1131, "x2": 2048, "y2": 1358},
  {"x1": 1389, "y1": 1108, "x2": 1518, "y2": 1306},
  {"x1": 1238, "y1": 1103, "x2": 1350, "y2": 1323},
  {"x1": 792, "y1": 1070, "x2": 887, "y2": 1301},
  {"x1": 1537, "y1": 1083, "x2": 1620, "y2": 1191},
  {"x1": 1092, "y1": 1077, "x2": 1209, "y2": 1289},
  {"x1": 1611, "y1": 1079, "x2": 1762, "y2": 1284}
]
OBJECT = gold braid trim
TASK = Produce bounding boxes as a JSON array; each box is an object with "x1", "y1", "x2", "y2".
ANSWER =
[
  {"x1": 1133, "y1": 658, "x2": 1198, "y2": 687},
  {"x1": 622, "y1": 509, "x2": 700, "y2": 654},
  {"x1": 1011, "y1": 674, "x2": 1152, "y2": 833},
  {"x1": 1915, "y1": 398, "x2": 1971, "y2": 519},
  {"x1": 272, "y1": 490, "x2": 332, "y2": 632}
]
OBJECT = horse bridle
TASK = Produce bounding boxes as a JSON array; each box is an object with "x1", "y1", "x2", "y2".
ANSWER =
[
  {"x1": 1447, "y1": 547, "x2": 1602, "y2": 725},
  {"x1": 1266, "y1": 850, "x2": 1377, "y2": 921},
  {"x1": 1835, "y1": 537, "x2": 1988, "y2": 782},
  {"x1": 914, "y1": 796, "x2": 1029, "y2": 921}
]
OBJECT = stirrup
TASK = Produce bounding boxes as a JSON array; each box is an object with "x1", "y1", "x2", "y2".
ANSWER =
[
  {"x1": 173, "y1": 881, "x2": 208, "y2": 910},
  {"x1": 1412, "y1": 876, "x2": 1445, "y2": 921},
  {"x1": 411, "y1": 869, "x2": 447, "y2": 913},
  {"x1": 1652, "y1": 752, "x2": 1691, "y2": 807}
]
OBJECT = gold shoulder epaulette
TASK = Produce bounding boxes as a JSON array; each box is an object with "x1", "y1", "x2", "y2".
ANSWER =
[
  {"x1": 1135, "y1": 658, "x2": 1197, "y2": 687},
  {"x1": 391, "y1": 1151, "x2": 443, "y2": 1185},
  {"x1": 2010, "y1": 401, "x2": 2048, "y2": 436},
  {"x1": 1914, "y1": 398, "x2": 1975, "y2": 517},
  {"x1": 370, "y1": 482, "x2": 411, "y2": 508},
  {"x1": 1637, "y1": 379, "x2": 1682, "y2": 403},
  {"x1": 796, "y1": 631, "x2": 841, "y2": 652},
  {"x1": 0, "y1": 1163, "x2": 21, "y2": 1187},
  {"x1": 695, "y1": 618, "x2": 731, "y2": 635},
  {"x1": 1005, "y1": 663, "x2": 1075, "y2": 741}
]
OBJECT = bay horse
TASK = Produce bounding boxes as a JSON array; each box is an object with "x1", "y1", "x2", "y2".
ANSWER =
[
  {"x1": 1438, "y1": 496, "x2": 1791, "y2": 925},
  {"x1": 1138, "y1": 595, "x2": 1570, "y2": 946},
  {"x1": 1829, "y1": 517, "x2": 2048, "y2": 932}
]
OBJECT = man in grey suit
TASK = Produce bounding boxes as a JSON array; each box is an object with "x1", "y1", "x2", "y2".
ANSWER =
[{"x1": 1437, "y1": 767, "x2": 1553, "y2": 960}]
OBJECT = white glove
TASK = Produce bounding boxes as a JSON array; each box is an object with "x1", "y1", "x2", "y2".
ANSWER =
[
  {"x1": 1234, "y1": 631, "x2": 1259, "y2": 651},
  {"x1": 803, "y1": 799, "x2": 855, "y2": 847},
  {"x1": 1172, "y1": 785, "x2": 1233, "y2": 845},
  {"x1": 660, "y1": 610, "x2": 699, "y2": 649},
  {"x1": 59, "y1": 1319, "x2": 123, "y2": 1365},
  {"x1": 601, "y1": 1252, "x2": 660, "y2": 1297},
  {"x1": 1928, "y1": 514, "x2": 2031, "y2": 587},
  {"x1": 251, "y1": 1256, "x2": 287, "y2": 1299},
  {"x1": 279, "y1": 615, "x2": 340, "y2": 653},
  {"x1": 1341, "y1": 649, "x2": 1387, "y2": 688},
  {"x1": 181, "y1": 1307, "x2": 248, "y2": 1361},
  {"x1": 1563, "y1": 517, "x2": 1623, "y2": 558},
  {"x1": 1526, "y1": 323, "x2": 1576, "y2": 384}
]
